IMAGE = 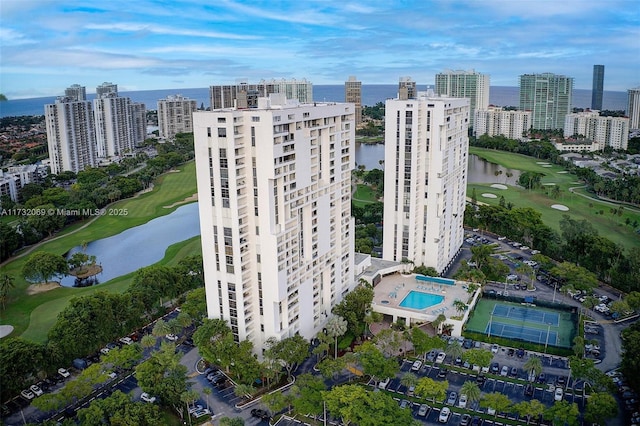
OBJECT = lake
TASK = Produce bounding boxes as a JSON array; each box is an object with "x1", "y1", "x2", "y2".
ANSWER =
[{"x1": 60, "y1": 202, "x2": 200, "y2": 286}]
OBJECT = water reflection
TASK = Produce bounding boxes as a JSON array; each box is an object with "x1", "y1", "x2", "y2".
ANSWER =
[
  {"x1": 467, "y1": 155, "x2": 521, "y2": 185},
  {"x1": 60, "y1": 202, "x2": 200, "y2": 287}
]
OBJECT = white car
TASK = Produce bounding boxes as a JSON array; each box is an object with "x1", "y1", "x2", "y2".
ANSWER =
[
  {"x1": 21, "y1": 389, "x2": 35, "y2": 400},
  {"x1": 435, "y1": 352, "x2": 446, "y2": 364},
  {"x1": 554, "y1": 387, "x2": 563, "y2": 401},
  {"x1": 141, "y1": 392, "x2": 157, "y2": 403},
  {"x1": 188, "y1": 404, "x2": 203, "y2": 415},
  {"x1": 29, "y1": 384, "x2": 43, "y2": 396},
  {"x1": 500, "y1": 365, "x2": 509, "y2": 376},
  {"x1": 100, "y1": 347, "x2": 110, "y2": 355},
  {"x1": 491, "y1": 344, "x2": 499, "y2": 354},
  {"x1": 119, "y1": 337, "x2": 133, "y2": 345},
  {"x1": 438, "y1": 407, "x2": 451, "y2": 423},
  {"x1": 165, "y1": 334, "x2": 178, "y2": 341},
  {"x1": 192, "y1": 408, "x2": 212, "y2": 418},
  {"x1": 58, "y1": 368, "x2": 70, "y2": 378},
  {"x1": 524, "y1": 260, "x2": 537, "y2": 267},
  {"x1": 507, "y1": 274, "x2": 520, "y2": 281},
  {"x1": 521, "y1": 246, "x2": 530, "y2": 251},
  {"x1": 458, "y1": 393, "x2": 468, "y2": 408},
  {"x1": 378, "y1": 377, "x2": 390, "y2": 390},
  {"x1": 411, "y1": 360, "x2": 423, "y2": 371}
]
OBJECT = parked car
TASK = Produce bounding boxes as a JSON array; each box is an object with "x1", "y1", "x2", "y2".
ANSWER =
[
  {"x1": 446, "y1": 391, "x2": 457, "y2": 405},
  {"x1": 188, "y1": 405, "x2": 203, "y2": 415},
  {"x1": 525, "y1": 384, "x2": 534, "y2": 397},
  {"x1": 439, "y1": 407, "x2": 451, "y2": 423},
  {"x1": 491, "y1": 344, "x2": 499, "y2": 354},
  {"x1": 251, "y1": 409, "x2": 271, "y2": 420},
  {"x1": 119, "y1": 337, "x2": 133, "y2": 345},
  {"x1": 378, "y1": 377, "x2": 390, "y2": 390},
  {"x1": 509, "y1": 367, "x2": 518, "y2": 378},
  {"x1": 438, "y1": 368, "x2": 448, "y2": 378},
  {"x1": 21, "y1": 389, "x2": 35, "y2": 400},
  {"x1": 418, "y1": 403, "x2": 429, "y2": 417},
  {"x1": 458, "y1": 393, "x2": 468, "y2": 408},
  {"x1": 537, "y1": 373, "x2": 546, "y2": 384},
  {"x1": 141, "y1": 392, "x2": 156, "y2": 403},
  {"x1": 411, "y1": 360, "x2": 422, "y2": 371},
  {"x1": 399, "y1": 399, "x2": 410, "y2": 409},
  {"x1": 58, "y1": 368, "x2": 70, "y2": 378},
  {"x1": 192, "y1": 408, "x2": 211, "y2": 418},
  {"x1": 29, "y1": 384, "x2": 43, "y2": 396},
  {"x1": 490, "y1": 362, "x2": 499, "y2": 373},
  {"x1": 460, "y1": 413, "x2": 472, "y2": 426},
  {"x1": 407, "y1": 385, "x2": 415, "y2": 396},
  {"x1": 165, "y1": 334, "x2": 178, "y2": 341},
  {"x1": 476, "y1": 375, "x2": 486, "y2": 386},
  {"x1": 554, "y1": 387, "x2": 564, "y2": 401},
  {"x1": 100, "y1": 347, "x2": 110, "y2": 355},
  {"x1": 435, "y1": 352, "x2": 446, "y2": 364},
  {"x1": 500, "y1": 366, "x2": 509, "y2": 377}
]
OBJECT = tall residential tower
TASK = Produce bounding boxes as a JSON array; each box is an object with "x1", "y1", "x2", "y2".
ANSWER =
[
  {"x1": 193, "y1": 94, "x2": 355, "y2": 354},
  {"x1": 157, "y1": 95, "x2": 198, "y2": 139},
  {"x1": 382, "y1": 91, "x2": 469, "y2": 273},
  {"x1": 628, "y1": 87, "x2": 640, "y2": 130},
  {"x1": 209, "y1": 79, "x2": 313, "y2": 110},
  {"x1": 519, "y1": 73, "x2": 573, "y2": 130},
  {"x1": 591, "y1": 65, "x2": 605, "y2": 111},
  {"x1": 345, "y1": 76, "x2": 362, "y2": 126},
  {"x1": 435, "y1": 69, "x2": 490, "y2": 127}
]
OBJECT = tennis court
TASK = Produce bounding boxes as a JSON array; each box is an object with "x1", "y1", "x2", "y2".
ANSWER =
[
  {"x1": 491, "y1": 303, "x2": 559, "y2": 326},
  {"x1": 465, "y1": 299, "x2": 576, "y2": 348}
]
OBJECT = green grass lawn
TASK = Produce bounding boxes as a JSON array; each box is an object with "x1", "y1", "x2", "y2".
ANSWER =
[
  {"x1": 469, "y1": 147, "x2": 640, "y2": 251},
  {"x1": 2, "y1": 161, "x2": 199, "y2": 340},
  {"x1": 353, "y1": 184, "x2": 379, "y2": 207}
]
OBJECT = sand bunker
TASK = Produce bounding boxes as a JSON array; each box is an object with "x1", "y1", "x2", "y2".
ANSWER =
[
  {"x1": 482, "y1": 193, "x2": 498, "y2": 198},
  {"x1": 490, "y1": 184, "x2": 508, "y2": 190},
  {"x1": 542, "y1": 165, "x2": 553, "y2": 168},
  {"x1": 536, "y1": 162, "x2": 550, "y2": 165},
  {"x1": 557, "y1": 171, "x2": 568, "y2": 174},
  {"x1": 542, "y1": 183, "x2": 556, "y2": 186},
  {"x1": 551, "y1": 204, "x2": 569, "y2": 211}
]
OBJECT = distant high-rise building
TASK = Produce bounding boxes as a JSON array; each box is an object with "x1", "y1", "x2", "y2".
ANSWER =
[
  {"x1": 93, "y1": 83, "x2": 146, "y2": 159},
  {"x1": 157, "y1": 95, "x2": 198, "y2": 139},
  {"x1": 45, "y1": 92, "x2": 97, "y2": 174},
  {"x1": 398, "y1": 77, "x2": 417, "y2": 100},
  {"x1": 474, "y1": 107, "x2": 531, "y2": 139},
  {"x1": 193, "y1": 94, "x2": 355, "y2": 355},
  {"x1": 96, "y1": 82, "x2": 118, "y2": 98},
  {"x1": 64, "y1": 84, "x2": 86, "y2": 102},
  {"x1": 564, "y1": 111, "x2": 629, "y2": 150},
  {"x1": 591, "y1": 65, "x2": 605, "y2": 110},
  {"x1": 383, "y1": 92, "x2": 469, "y2": 273},
  {"x1": 519, "y1": 73, "x2": 573, "y2": 130},
  {"x1": 209, "y1": 78, "x2": 313, "y2": 110},
  {"x1": 345, "y1": 76, "x2": 362, "y2": 126},
  {"x1": 435, "y1": 70, "x2": 490, "y2": 127},
  {"x1": 628, "y1": 87, "x2": 640, "y2": 130}
]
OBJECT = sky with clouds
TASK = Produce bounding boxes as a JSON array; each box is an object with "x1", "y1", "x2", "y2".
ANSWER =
[{"x1": 1, "y1": 0, "x2": 639, "y2": 99}]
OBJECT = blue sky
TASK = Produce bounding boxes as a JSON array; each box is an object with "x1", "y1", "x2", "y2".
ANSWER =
[{"x1": 1, "y1": 0, "x2": 639, "y2": 99}]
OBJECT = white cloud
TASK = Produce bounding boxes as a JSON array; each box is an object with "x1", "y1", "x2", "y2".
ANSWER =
[{"x1": 84, "y1": 22, "x2": 261, "y2": 40}]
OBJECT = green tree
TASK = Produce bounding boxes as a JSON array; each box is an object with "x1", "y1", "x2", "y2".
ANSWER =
[
  {"x1": 415, "y1": 377, "x2": 448, "y2": 403},
  {"x1": 401, "y1": 372, "x2": 419, "y2": 389},
  {"x1": 140, "y1": 334, "x2": 156, "y2": 349},
  {"x1": 290, "y1": 373, "x2": 326, "y2": 418},
  {"x1": 0, "y1": 337, "x2": 49, "y2": 401},
  {"x1": 76, "y1": 390, "x2": 162, "y2": 426},
  {"x1": 219, "y1": 417, "x2": 245, "y2": 426},
  {"x1": 0, "y1": 272, "x2": 15, "y2": 310},
  {"x1": 100, "y1": 343, "x2": 143, "y2": 371},
  {"x1": 22, "y1": 251, "x2": 69, "y2": 284},
  {"x1": 373, "y1": 328, "x2": 403, "y2": 357},
  {"x1": 264, "y1": 334, "x2": 308, "y2": 380},
  {"x1": 453, "y1": 299, "x2": 468, "y2": 315},
  {"x1": 543, "y1": 400, "x2": 580, "y2": 426},
  {"x1": 326, "y1": 315, "x2": 348, "y2": 359},
  {"x1": 584, "y1": 392, "x2": 618, "y2": 425},
  {"x1": 514, "y1": 399, "x2": 546, "y2": 424},
  {"x1": 524, "y1": 356, "x2": 543, "y2": 381},
  {"x1": 460, "y1": 381, "x2": 481, "y2": 406},
  {"x1": 262, "y1": 390, "x2": 294, "y2": 414},
  {"x1": 480, "y1": 392, "x2": 512, "y2": 417},
  {"x1": 193, "y1": 318, "x2": 237, "y2": 372},
  {"x1": 461, "y1": 348, "x2": 492, "y2": 368},
  {"x1": 445, "y1": 342, "x2": 463, "y2": 361},
  {"x1": 181, "y1": 287, "x2": 207, "y2": 321},
  {"x1": 332, "y1": 285, "x2": 374, "y2": 337},
  {"x1": 135, "y1": 343, "x2": 189, "y2": 414},
  {"x1": 410, "y1": 327, "x2": 445, "y2": 360},
  {"x1": 354, "y1": 341, "x2": 399, "y2": 381}
]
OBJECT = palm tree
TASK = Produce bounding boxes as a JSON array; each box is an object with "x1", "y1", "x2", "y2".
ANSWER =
[
  {"x1": 460, "y1": 381, "x2": 482, "y2": 407},
  {"x1": 234, "y1": 383, "x2": 254, "y2": 400},
  {"x1": 140, "y1": 334, "x2": 157, "y2": 349},
  {"x1": 202, "y1": 387, "x2": 212, "y2": 411},
  {"x1": 445, "y1": 342, "x2": 463, "y2": 361},
  {"x1": 524, "y1": 356, "x2": 542, "y2": 381},
  {"x1": 326, "y1": 315, "x2": 348, "y2": 359},
  {"x1": 453, "y1": 300, "x2": 468, "y2": 315},
  {"x1": 152, "y1": 319, "x2": 171, "y2": 337},
  {"x1": 0, "y1": 273, "x2": 15, "y2": 310},
  {"x1": 432, "y1": 314, "x2": 446, "y2": 334}
]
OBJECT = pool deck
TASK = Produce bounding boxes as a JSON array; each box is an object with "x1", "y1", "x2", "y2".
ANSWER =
[{"x1": 372, "y1": 273, "x2": 472, "y2": 324}]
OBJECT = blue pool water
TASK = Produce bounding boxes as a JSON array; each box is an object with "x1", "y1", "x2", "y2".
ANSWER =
[{"x1": 399, "y1": 291, "x2": 445, "y2": 310}]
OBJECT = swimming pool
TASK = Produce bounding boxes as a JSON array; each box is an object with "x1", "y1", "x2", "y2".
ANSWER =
[{"x1": 399, "y1": 291, "x2": 444, "y2": 310}]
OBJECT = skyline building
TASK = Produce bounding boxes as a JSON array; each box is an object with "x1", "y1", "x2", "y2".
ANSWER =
[
  {"x1": 382, "y1": 91, "x2": 469, "y2": 273},
  {"x1": 345, "y1": 76, "x2": 362, "y2": 126},
  {"x1": 628, "y1": 87, "x2": 640, "y2": 130},
  {"x1": 519, "y1": 73, "x2": 573, "y2": 130},
  {"x1": 474, "y1": 106, "x2": 531, "y2": 139},
  {"x1": 435, "y1": 69, "x2": 490, "y2": 127},
  {"x1": 64, "y1": 84, "x2": 86, "y2": 102},
  {"x1": 96, "y1": 82, "x2": 118, "y2": 98},
  {"x1": 44, "y1": 91, "x2": 97, "y2": 174},
  {"x1": 157, "y1": 94, "x2": 198, "y2": 139},
  {"x1": 591, "y1": 65, "x2": 605, "y2": 111},
  {"x1": 398, "y1": 77, "x2": 417, "y2": 100},
  {"x1": 193, "y1": 94, "x2": 356, "y2": 355},
  {"x1": 209, "y1": 78, "x2": 313, "y2": 110},
  {"x1": 564, "y1": 110, "x2": 629, "y2": 150}
]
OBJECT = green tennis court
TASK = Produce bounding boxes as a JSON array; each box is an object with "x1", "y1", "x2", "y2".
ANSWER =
[{"x1": 465, "y1": 299, "x2": 576, "y2": 348}]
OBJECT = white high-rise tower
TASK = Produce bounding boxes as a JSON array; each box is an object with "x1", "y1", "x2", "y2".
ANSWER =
[
  {"x1": 193, "y1": 94, "x2": 355, "y2": 354},
  {"x1": 383, "y1": 92, "x2": 469, "y2": 273},
  {"x1": 435, "y1": 69, "x2": 489, "y2": 127}
]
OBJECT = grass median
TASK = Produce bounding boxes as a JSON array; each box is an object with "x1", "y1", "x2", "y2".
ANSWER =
[{"x1": 2, "y1": 161, "x2": 199, "y2": 341}]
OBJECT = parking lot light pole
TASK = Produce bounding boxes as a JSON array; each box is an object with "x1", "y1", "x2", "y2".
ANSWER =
[
  {"x1": 488, "y1": 313, "x2": 493, "y2": 338},
  {"x1": 544, "y1": 323, "x2": 551, "y2": 353},
  {"x1": 552, "y1": 282, "x2": 557, "y2": 303}
]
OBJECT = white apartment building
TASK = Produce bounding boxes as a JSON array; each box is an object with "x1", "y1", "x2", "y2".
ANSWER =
[
  {"x1": 45, "y1": 95, "x2": 97, "y2": 174},
  {"x1": 193, "y1": 94, "x2": 355, "y2": 355},
  {"x1": 158, "y1": 95, "x2": 197, "y2": 139},
  {"x1": 383, "y1": 92, "x2": 469, "y2": 273},
  {"x1": 474, "y1": 106, "x2": 532, "y2": 139},
  {"x1": 628, "y1": 87, "x2": 640, "y2": 130},
  {"x1": 519, "y1": 73, "x2": 573, "y2": 130},
  {"x1": 564, "y1": 111, "x2": 629, "y2": 150},
  {"x1": 93, "y1": 92, "x2": 145, "y2": 160},
  {"x1": 435, "y1": 70, "x2": 490, "y2": 127}
]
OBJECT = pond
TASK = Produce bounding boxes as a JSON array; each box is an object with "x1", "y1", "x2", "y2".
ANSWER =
[{"x1": 60, "y1": 202, "x2": 200, "y2": 287}]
